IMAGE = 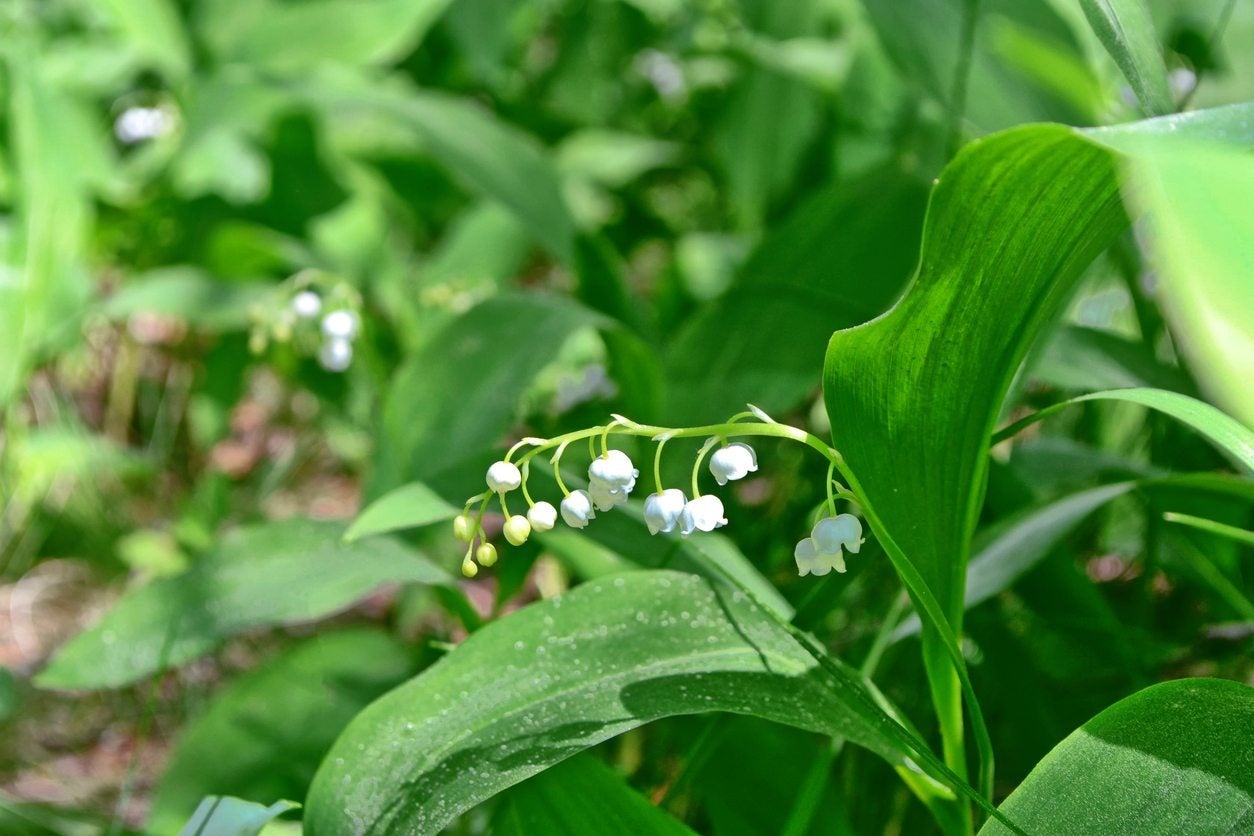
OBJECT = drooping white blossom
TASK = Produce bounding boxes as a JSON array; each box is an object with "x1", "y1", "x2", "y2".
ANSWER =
[
  {"x1": 527, "y1": 501, "x2": 558, "y2": 532},
  {"x1": 709, "y1": 442, "x2": 758, "y2": 486},
  {"x1": 560, "y1": 490, "x2": 596, "y2": 528},
  {"x1": 680, "y1": 495, "x2": 727, "y2": 535},
  {"x1": 486, "y1": 461, "x2": 523, "y2": 493},
  {"x1": 643, "y1": 489, "x2": 686, "y2": 535}
]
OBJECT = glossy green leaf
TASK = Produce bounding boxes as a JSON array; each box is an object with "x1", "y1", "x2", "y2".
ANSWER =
[
  {"x1": 304, "y1": 571, "x2": 963, "y2": 834},
  {"x1": 179, "y1": 797, "x2": 298, "y2": 836},
  {"x1": 344, "y1": 481, "x2": 459, "y2": 542},
  {"x1": 371, "y1": 294, "x2": 599, "y2": 497},
  {"x1": 1079, "y1": 0, "x2": 1173, "y2": 115},
  {"x1": 994, "y1": 388, "x2": 1254, "y2": 473},
  {"x1": 149, "y1": 630, "x2": 417, "y2": 833},
  {"x1": 493, "y1": 755, "x2": 695, "y2": 836},
  {"x1": 36, "y1": 520, "x2": 447, "y2": 690},
  {"x1": 665, "y1": 168, "x2": 927, "y2": 422},
  {"x1": 981, "y1": 678, "x2": 1254, "y2": 834}
]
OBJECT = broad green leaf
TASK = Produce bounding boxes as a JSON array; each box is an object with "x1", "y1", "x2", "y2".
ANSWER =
[
  {"x1": 198, "y1": 0, "x2": 455, "y2": 72},
  {"x1": 994, "y1": 388, "x2": 1254, "y2": 473},
  {"x1": 1033, "y1": 325, "x2": 1193, "y2": 393},
  {"x1": 304, "y1": 571, "x2": 961, "y2": 834},
  {"x1": 1079, "y1": 0, "x2": 1173, "y2": 115},
  {"x1": 344, "y1": 481, "x2": 459, "y2": 542},
  {"x1": 665, "y1": 168, "x2": 927, "y2": 423},
  {"x1": 36, "y1": 520, "x2": 447, "y2": 690},
  {"x1": 149, "y1": 630, "x2": 416, "y2": 833},
  {"x1": 97, "y1": 0, "x2": 191, "y2": 80},
  {"x1": 101, "y1": 267, "x2": 271, "y2": 332},
  {"x1": 493, "y1": 755, "x2": 695, "y2": 836},
  {"x1": 371, "y1": 294, "x2": 599, "y2": 497},
  {"x1": 981, "y1": 678, "x2": 1254, "y2": 834},
  {"x1": 179, "y1": 797, "x2": 298, "y2": 836}
]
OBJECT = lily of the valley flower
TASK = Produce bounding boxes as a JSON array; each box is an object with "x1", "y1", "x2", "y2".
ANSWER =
[
  {"x1": 292, "y1": 291, "x2": 322, "y2": 318},
  {"x1": 476, "y1": 542, "x2": 498, "y2": 567},
  {"x1": 527, "y1": 501, "x2": 558, "y2": 532},
  {"x1": 588, "y1": 449, "x2": 640, "y2": 510},
  {"x1": 643, "y1": 489, "x2": 686, "y2": 534},
  {"x1": 321, "y1": 309, "x2": 360, "y2": 340},
  {"x1": 680, "y1": 494, "x2": 727, "y2": 535},
  {"x1": 589, "y1": 480, "x2": 631, "y2": 511},
  {"x1": 486, "y1": 461, "x2": 523, "y2": 492},
  {"x1": 560, "y1": 490, "x2": 596, "y2": 528},
  {"x1": 794, "y1": 514, "x2": 863, "y2": 576},
  {"x1": 318, "y1": 337, "x2": 352, "y2": 372},
  {"x1": 709, "y1": 442, "x2": 758, "y2": 486},
  {"x1": 504, "y1": 515, "x2": 532, "y2": 546}
]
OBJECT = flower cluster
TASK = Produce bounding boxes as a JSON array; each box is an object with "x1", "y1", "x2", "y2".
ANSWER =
[
  {"x1": 248, "y1": 272, "x2": 363, "y2": 372},
  {"x1": 450, "y1": 410, "x2": 867, "y2": 580}
]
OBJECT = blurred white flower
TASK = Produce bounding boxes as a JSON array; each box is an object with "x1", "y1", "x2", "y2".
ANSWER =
[
  {"x1": 560, "y1": 490, "x2": 596, "y2": 528},
  {"x1": 709, "y1": 442, "x2": 758, "y2": 486},
  {"x1": 636, "y1": 49, "x2": 686, "y2": 100},
  {"x1": 680, "y1": 494, "x2": 727, "y2": 535},
  {"x1": 292, "y1": 291, "x2": 322, "y2": 318},
  {"x1": 318, "y1": 337, "x2": 352, "y2": 372},
  {"x1": 115, "y1": 106, "x2": 174, "y2": 144},
  {"x1": 321, "y1": 309, "x2": 360, "y2": 340},
  {"x1": 643, "y1": 489, "x2": 686, "y2": 534}
]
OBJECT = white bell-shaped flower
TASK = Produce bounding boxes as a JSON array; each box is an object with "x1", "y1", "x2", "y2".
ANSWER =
[
  {"x1": 486, "y1": 461, "x2": 522, "y2": 493},
  {"x1": 560, "y1": 490, "x2": 596, "y2": 528},
  {"x1": 527, "y1": 501, "x2": 558, "y2": 532},
  {"x1": 794, "y1": 537, "x2": 846, "y2": 577},
  {"x1": 321, "y1": 309, "x2": 360, "y2": 340},
  {"x1": 292, "y1": 290, "x2": 322, "y2": 318},
  {"x1": 680, "y1": 494, "x2": 727, "y2": 535},
  {"x1": 588, "y1": 449, "x2": 639, "y2": 491},
  {"x1": 812, "y1": 514, "x2": 863, "y2": 555},
  {"x1": 504, "y1": 515, "x2": 531, "y2": 546},
  {"x1": 318, "y1": 337, "x2": 352, "y2": 372},
  {"x1": 589, "y1": 479, "x2": 631, "y2": 511},
  {"x1": 643, "y1": 489, "x2": 686, "y2": 535},
  {"x1": 709, "y1": 443, "x2": 758, "y2": 486}
]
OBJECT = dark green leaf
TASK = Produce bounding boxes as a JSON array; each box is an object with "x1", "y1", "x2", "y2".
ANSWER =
[
  {"x1": 493, "y1": 755, "x2": 695, "y2": 836},
  {"x1": 36, "y1": 520, "x2": 447, "y2": 690},
  {"x1": 981, "y1": 678, "x2": 1254, "y2": 834}
]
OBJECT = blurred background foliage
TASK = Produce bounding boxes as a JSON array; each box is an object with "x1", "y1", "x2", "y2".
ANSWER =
[{"x1": 0, "y1": 0, "x2": 1250, "y2": 832}]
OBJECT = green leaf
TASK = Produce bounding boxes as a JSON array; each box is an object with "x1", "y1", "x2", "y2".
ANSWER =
[
  {"x1": 149, "y1": 630, "x2": 417, "y2": 833},
  {"x1": 198, "y1": 0, "x2": 455, "y2": 72},
  {"x1": 1079, "y1": 0, "x2": 1173, "y2": 116},
  {"x1": 304, "y1": 571, "x2": 955, "y2": 834},
  {"x1": 97, "y1": 0, "x2": 191, "y2": 80},
  {"x1": 101, "y1": 267, "x2": 271, "y2": 332},
  {"x1": 179, "y1": 797, "x2": 298, "y2": 836},
  {"x1": 994, "y1": 388, "x2": 1254, "y2": 473},
  {"x1": 371, "y1": 294, "x2": 599, "y2": 497},
  {"x1": 344, "y1": 481, "x2": 459, "y2": 542},
  {"x1": 36, "y1": 520, "x2": 448, "y2": 690},
  {"x1": 1164, "y1": 512, "x2": 1254, "y2": 548},
  {"x1": 980, "y1": 678, "x2": 1254, "y2": 834},
  {"x1": 665, "y1": 168, "x2": 927, "y2": 422},
  {"x1": 493, "y1": 755, "x2": 696, "y2": 836}
]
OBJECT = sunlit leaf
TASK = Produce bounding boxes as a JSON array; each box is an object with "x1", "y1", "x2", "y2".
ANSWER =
[
  {"x1": 345, "y1": 482, "x2": 459, "y2": 542},
  {"x1": 1079, "y1": 0, "x2": 1172, "y2": 115},
  {"x1": 179, "y1": 797, "x2": 298, "y2": 836}
]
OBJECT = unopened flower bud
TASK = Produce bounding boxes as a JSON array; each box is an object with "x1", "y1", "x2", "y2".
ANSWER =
[
  {"x1": 527, "y1": 501, "x2": 558, "y2": 532},
  {"x1": 504, "y1": 515, "x2": 532, "y2": 546},
  {"x1": 486, "y1": 461, "x2": 522, "y2": 493},
  {"x1": 452, "y1": 513, "x2": 475, "y2": 542},
  {"x1": 476, "y1": 542, "x2": 498, "y2": 567}
]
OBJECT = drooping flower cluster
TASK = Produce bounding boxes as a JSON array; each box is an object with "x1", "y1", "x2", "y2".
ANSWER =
[
  {"x1": 249, "y1": 272, "x2": 364, "y2": 372},
  {"x1": 450, "y1": 410, "x2": 866, "y2": 579}
]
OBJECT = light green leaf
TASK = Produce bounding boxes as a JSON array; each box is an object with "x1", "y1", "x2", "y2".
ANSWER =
[
  {"x1": 1164, "y1": 512, "x2": 1254, "y2": 548},
  {"x1": 1033, "y1": 325, "x2": 1193, "y2": 393},
  {"x1": 980, "y1": 678, "x2": 1254, "y2": 834},
  {"x1": 149, "y1": 630, "x2": 416, "y2": 833},
  {"x1": 179, "y1": 797, "x2": 298, "y2": 836},
  {"x1": 1079, "y1": 0, "x2": 1173, "y2": 115},
  {"x1": 304, "y1": 571, "x2": 967, "y2": 834},
  {"x1": 994, "y1": 388, "x2": 1254, "y2": 473},
  {"x1": 345, "y1": 481, "x2": 459, "y2": 542},
  {"x1": 198, "y1": 0, "x2": 455, "y2": 72},
  {"x1": 493, "y1": 755, "x2": 695, "y2": 836},
  {"x1": 36, "y1": 520, "x2": 448, "y2": 690},
  {"x1": 97, "y1": 0, "x2": 191, "y2": 80}
]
